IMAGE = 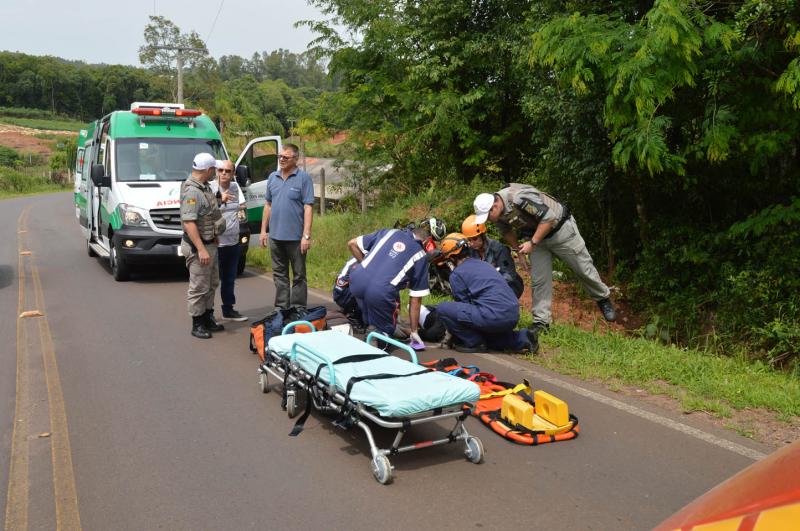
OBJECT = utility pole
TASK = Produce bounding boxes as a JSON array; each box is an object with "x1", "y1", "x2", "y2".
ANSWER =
[{"x1": 152, "y1": 45, "x2": 205, "y2": 103}]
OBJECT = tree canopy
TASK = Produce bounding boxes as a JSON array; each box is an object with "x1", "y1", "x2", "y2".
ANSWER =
[{"x1": 306, "y1": 0, "x2": 800, "y2": 365}]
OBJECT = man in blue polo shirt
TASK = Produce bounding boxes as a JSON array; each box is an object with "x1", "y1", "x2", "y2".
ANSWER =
[
  {"x1": 346, "y1": 224, "x2": 432, "y2": 346},
  {"x1": 258, "y1": 143, "x2": 315, "y2": 310}
]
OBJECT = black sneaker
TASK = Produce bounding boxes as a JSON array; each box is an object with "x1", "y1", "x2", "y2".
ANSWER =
[
  {"x1": 597, "y1": 298, "x2": 617, "y2": 322},
  {"x1": 453, "y1": 343, "x2": 486, "y2": 353},
  {"x1": 222, "y1": 309, "x2": 248, "y2": 322}
]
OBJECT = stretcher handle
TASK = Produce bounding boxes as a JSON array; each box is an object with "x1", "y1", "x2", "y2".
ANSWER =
[
  {"x1": 290, "y1": 340, "x2": 337, "y2": 391},
  {"x1": 282, "y1": 320, "x2": 316, "y2": 335},
  {"x1": 365, "y1": 332, "x2": 418, "y2": 364}
]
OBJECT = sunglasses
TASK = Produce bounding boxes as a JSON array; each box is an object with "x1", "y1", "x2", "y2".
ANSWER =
[
  {"x1": 278, "y1": 155, "x2": 297, "y2": 160},
  {"x1": 217, "y1": 168, "x2": 233, "y2": 173}
]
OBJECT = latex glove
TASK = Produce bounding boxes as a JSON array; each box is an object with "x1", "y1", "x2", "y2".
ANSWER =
[{"x1": 409, "y1": 332, "x2": 425, "y2": 351}]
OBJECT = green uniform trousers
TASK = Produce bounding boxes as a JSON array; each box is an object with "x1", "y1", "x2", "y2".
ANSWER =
[{"x1": 529, "y1": 217, "x2": 610, "y2": 325}]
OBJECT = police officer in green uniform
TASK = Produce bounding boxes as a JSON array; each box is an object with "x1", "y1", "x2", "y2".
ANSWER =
[
  {"x1": 474, "y1": 184, "x2": 616, "y2": 337},
  {"x1": 181, "y1": 153, "x2": 228, "y2": 339}
]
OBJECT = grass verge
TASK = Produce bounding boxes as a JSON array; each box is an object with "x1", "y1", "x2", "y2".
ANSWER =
[{"x1": 532, "y1": 324, "x2": 800, "y2": 420}]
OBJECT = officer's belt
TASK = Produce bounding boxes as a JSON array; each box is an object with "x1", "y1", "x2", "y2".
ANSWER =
[
  {"x1": 182, "y1": 232, "x2": 216, "y2": 253},
  {"x1": 544, "y1": 205, "x2": 571, "y2": 240}
]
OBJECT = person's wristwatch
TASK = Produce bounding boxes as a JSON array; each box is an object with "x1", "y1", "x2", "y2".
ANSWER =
[
  {"x1": 303, "y1": 234, "x2": 311, "y2": 240},
  {"x1": 531, "y1": 238, "x2": 539, "y2": 246}
]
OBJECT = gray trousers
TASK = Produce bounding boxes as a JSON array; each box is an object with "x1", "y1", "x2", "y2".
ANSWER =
[
  {"x1": 183, "y1": 241, "x2": 219, "y2": 317},
  {"x1": 269, "y1": 239, "x2": 307, "y2": 310},
  {"x1": 529, "y1": 217, "x2": 610, "y2": 325}
]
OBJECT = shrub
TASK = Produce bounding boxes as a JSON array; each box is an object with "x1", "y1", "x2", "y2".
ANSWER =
[{"x1": 0, "y1": 145, "x2": 21, "y2": 167}]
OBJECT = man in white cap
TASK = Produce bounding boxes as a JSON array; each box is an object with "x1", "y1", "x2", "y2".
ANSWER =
[
  {"x1": 180, "y1": 152, "x2": 228, "y2": 339},
  {"x1": 474, "y1": 184, "x2": 616, "y2": 338}
]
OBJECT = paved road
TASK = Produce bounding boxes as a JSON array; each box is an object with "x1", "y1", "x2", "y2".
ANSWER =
[{"x1": 1, "y1": 192, "x2": 773, "y2": 530}]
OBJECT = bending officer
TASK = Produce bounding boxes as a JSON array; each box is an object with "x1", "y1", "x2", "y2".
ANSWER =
[{"x1": 474, "y1": 184, "x2": 616, "y2": 336}]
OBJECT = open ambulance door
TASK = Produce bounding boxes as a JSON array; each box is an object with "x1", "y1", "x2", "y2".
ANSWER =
[{"x1": 234, "y1": 136, "x2": 282, "y2": 232}]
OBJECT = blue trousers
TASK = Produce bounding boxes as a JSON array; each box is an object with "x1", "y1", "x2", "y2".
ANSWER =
[
  {"x1": 437, "y1": 301, "x2": 527, "y2": 351},
  {"x1": 217, "y1": 245, "x2": 239, "y2": 313}
]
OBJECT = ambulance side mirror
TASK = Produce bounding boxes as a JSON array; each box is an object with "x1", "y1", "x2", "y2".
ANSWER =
[
  {"x1": 235, "y1": 165, "x2": 251, "y2": 188},
  {"x1": 90, "y1": 164, "x2": 111, "y2": 188}
]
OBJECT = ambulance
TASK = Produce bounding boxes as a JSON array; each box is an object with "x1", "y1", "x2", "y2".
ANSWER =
[{"x1": 76, "y1": 102, "x2": 281, "y2": 281}]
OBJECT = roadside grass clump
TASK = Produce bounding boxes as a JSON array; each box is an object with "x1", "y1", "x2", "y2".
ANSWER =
[
  {"x1": 532, "y1": 324, "x2": 800, "y2": 419},
  {"x1": 0, "y1": 167, "x2": 67, "y2": 197}
]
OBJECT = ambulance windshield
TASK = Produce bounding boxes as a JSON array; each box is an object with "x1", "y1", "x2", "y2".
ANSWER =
[{"x1": 115, "y1": 138, "x2": 226, "y2": 182}]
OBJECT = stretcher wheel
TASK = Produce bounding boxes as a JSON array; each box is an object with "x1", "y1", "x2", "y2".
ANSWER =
[
  {"x1": 464, "y1": 436, "x2": 484, "y2": 464},
  {"x1": 259, "y1": 372, "x2": 270, "y2": 394},
  {"x1": 286, "y1": 390, "x2": 306, "y2": 418},
  {"x1": 371, "y1": 455, "x2": 393, "y2": 485}
]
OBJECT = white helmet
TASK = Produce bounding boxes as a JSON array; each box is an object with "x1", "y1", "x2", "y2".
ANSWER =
[{"x1": 420, "y1": 217, "x2": 447, "y2": 241}]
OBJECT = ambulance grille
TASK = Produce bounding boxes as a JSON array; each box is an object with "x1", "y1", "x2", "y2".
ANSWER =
[{"x1": 150, "y1": 208, "x2": 182, "y2": 231}]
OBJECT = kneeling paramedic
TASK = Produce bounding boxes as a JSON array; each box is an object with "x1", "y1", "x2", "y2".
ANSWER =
[
  {"x1": 181, "y1": 153, "x2": 228, "y2": 339},
  {"x1": 346, "y1": 221, "x2": 438, "y2": 347},
  {"x1": 434, "y1": 233, "x2": 537, "y2": 354}
]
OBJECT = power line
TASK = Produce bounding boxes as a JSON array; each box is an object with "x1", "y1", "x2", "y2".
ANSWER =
[{"x1": 205, "y1": 0, "x2": 226, "y2": 44}]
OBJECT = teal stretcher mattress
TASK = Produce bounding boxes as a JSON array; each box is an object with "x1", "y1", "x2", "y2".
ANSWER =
[{"x1": 268, "y1": 331, "x2": 480, "y2": 418}]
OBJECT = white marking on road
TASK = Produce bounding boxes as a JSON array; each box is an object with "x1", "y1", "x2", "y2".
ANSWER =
[
  {"x1": 478, "y1": 353, "x2": 767, "y2": 461},
  {"x1": 248, "y1": 267, "x2": 768, "y2": 461}
]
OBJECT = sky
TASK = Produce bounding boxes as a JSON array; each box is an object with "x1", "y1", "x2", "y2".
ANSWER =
[{"x1": 0, "y1": 0, "x2": 336, "y2": 66}]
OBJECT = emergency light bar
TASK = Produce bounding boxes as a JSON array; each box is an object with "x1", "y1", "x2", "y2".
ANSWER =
[
  {"x1": 131, "y1": 107, "x2": 202, "y2": 117},
  {"x1": 131, "y1": 102, "x2": 203, "y2": 127},
  {"x1": 130, "y1": 102, "x2": 185, "y2": 110}
]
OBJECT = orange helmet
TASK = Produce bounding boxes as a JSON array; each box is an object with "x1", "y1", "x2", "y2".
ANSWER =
[
  {"x1": 439, "y1": 232, "x2": 469, "y2": 261},
  {"x1": 461, "y1": 215, "x2": 487, "y2": 238}
]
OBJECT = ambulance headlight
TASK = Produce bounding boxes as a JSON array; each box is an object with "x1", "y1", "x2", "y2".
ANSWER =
[
  {"x1": 237, "y1": 209, "x2": 247, "y2": 222},
  {"x1": 118, "y1": 203, "x2": 148, "y2": 227}
]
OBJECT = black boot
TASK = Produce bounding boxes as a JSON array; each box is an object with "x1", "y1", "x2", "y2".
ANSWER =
[
  {"x1": 191, "y1": 315, "x2": 212, "y2": 339},
  {"x1": 597, "y1": 298, "x2": 617, "y2": 322},
  {"x1": 204, "y1": 310, "x2": 225, "y2": 332},
  {"x1": 523, "y1": 328, "x2": 540, "y2": 354}
]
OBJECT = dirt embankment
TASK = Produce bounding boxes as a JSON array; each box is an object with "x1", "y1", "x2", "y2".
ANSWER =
[{"x1": 0, "y1": 123, "x2": 77, "y2": 156}]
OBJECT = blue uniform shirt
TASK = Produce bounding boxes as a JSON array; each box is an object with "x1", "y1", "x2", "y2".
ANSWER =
[
  {"x1": 265, "y1": 169, "x2": 314, "y2": 241},
  {"x1": 351, "y1": 229, "x2": 430, "y2": 297},
  {"x1": 449, "y1": 258, "x2": 519, "y2": 322}
]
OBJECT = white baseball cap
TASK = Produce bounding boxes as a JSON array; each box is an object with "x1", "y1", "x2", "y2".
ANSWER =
[
  {"x1": 473, "y1": 193, "x2": 495, "y2": 224},
  {"x1": 192, "y1": 152, "x2": 224, "y2": 170}
]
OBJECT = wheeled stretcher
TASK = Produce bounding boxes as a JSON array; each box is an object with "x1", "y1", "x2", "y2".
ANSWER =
[{"x1": 257, "y1": 321, "x2": 484, "y2": 484}]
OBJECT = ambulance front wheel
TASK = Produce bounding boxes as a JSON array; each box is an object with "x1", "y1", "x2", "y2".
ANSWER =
[
  {"x1": 371, "y1": 455, "x2": 393, "y2": 485},
  {"x1": 464, "y1": 436, "x2": 484, "y2": 464},
  {"x1": 110, "y1": 241, "x2": 130, "y2": 281}
]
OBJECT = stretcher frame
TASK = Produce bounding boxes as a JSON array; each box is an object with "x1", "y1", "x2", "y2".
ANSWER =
[{"x1": 257, "y1": 321, "x2": 484, "y2": 484}]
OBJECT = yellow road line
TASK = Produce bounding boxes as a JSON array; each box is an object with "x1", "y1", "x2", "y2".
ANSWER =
[
  {"x1": 30, "y1": 237, "x2": 82, "y2": 530},
  {"x1": 5, "y1": 207, "x2": 31, "y2": 531},
  {"x1": 5, "y1": 206, "x2": 82, "y2": 531}
]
